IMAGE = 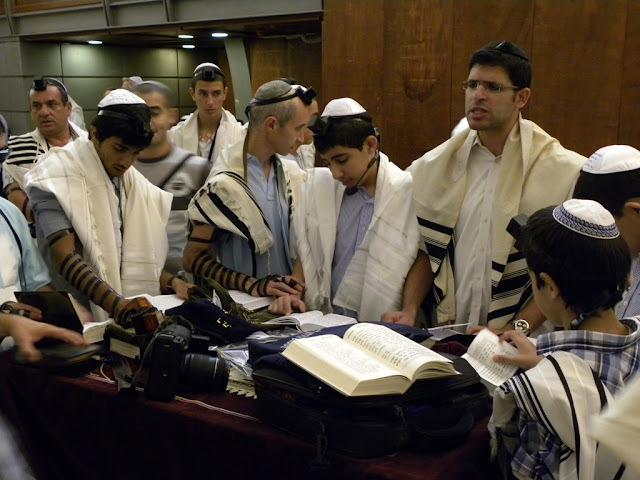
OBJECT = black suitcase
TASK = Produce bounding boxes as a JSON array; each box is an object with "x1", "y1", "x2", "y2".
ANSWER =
[{"x1": 252, "y1": 354, "x2": 489, "y2": 459}]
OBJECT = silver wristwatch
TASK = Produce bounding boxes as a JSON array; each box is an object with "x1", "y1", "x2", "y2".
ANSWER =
[{"x1": 511, "y1": 318, "x2": 530, "y2": 336}]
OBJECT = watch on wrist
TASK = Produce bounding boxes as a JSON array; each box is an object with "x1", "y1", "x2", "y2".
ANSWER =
[{"x1": 511, "y1": 318, "x2": 530, "y2": 336}]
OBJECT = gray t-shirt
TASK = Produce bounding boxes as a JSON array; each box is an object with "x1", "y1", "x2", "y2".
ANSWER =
[{"x1": 133, "y1": 146, "x2": 209, "y2": 273}]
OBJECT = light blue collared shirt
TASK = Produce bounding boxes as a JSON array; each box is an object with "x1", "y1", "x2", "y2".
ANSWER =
[
  {"x1": 331, "y1": 187, "x2": 374, "y2": 318},
  {"x1": 215, "y1": 155, "x2": 292, "y2": 278}
]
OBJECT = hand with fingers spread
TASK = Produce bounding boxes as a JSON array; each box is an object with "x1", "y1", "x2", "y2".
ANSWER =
[
  {"x1": 493, "y1": 330, "x2": 543, "y2": 371},
  {"x1": 250, "y1": 275, "x2": 305, "y2": 298},
  {"x1": 268, "y1": 295, "x2": 307, "y2": 316}
]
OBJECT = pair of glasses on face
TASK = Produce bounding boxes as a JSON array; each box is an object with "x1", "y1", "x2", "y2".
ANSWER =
[{"x1": 462, "y1": 80, "x2": 521, "y2": 93}]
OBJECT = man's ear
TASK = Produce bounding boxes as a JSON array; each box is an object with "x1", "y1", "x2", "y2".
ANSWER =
[
  {"x1": 189, "y1": 88, "x2": 196, "y2": 102},
  {"x1": 623, "y1": 199, "x2": 640, "y2": 216},
  {"x1": 516, "y1": 87, "x2": 531, "y2": 109},
  {"x1": 89, "y1": 125, "x2": 99, "y2": 147},
  {"x1": 540, "y1": 272, "x2": 560, "y2": 299},
  {"x1": 364, "y1": 135, "x2": 378, "y2": 155},
  {"x1": 264, "y1": 115, "x2": 278, "y2": 132}
]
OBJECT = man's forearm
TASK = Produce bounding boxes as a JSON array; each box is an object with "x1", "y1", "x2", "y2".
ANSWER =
[
  {"x1": 514, "y1": 297, "x2": 546, "y2": 332},
  {"x1": 400, "y1": 250, "x2": 434, "y2": 317}
]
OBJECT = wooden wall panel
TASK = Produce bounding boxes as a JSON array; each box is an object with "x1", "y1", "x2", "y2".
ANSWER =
[
  {"x1": 322, "y1": 0, "x2": 385, "y2": 121},
  {"x1": 530, "y1": 0, "x2": 626, "y2": 157},
  {"x1": 619, "y1": 1, "x2": 640, "y2": 148},
  {"x1": 382, "y1": 0, "x2": 453, "y2": 166},
  {"x1": 249, "y1": 37, "x2": 322, "y2": 100}
]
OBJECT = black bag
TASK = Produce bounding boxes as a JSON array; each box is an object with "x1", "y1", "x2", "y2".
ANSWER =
[{"x1": 252, "y1": 354, "x2": 489, "y2": 459}]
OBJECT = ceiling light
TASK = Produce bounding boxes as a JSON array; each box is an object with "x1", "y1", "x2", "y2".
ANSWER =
[
  {"x1": 178, "y1": 34, "x2": 193, "y2": 39},
  {"x1": 211, "y1": 32, "x2": 228, "y2": 38},
  {"x1": 88, "y1": 40, "x2": 102, "y2": 45},
  {"x1": 182, "y1": 44, "x2": 196, "y2": 49}
]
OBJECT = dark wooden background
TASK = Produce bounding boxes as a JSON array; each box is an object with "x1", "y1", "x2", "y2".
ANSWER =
[{"x1": 321, "y1": 0, "x2": 640, "y2": 169}]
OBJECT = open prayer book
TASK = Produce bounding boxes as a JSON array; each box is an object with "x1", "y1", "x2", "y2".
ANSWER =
[
  {"x1": 263, "y1": 310, "x2": 357, "y2": 332},
  {"x1": 228, "y1": 290, "x2": 274, "y2": 311},
  {"x1": 462, "y1": 328, "x2": 520, "y2": 393},
  {"x1": 282, "y1": 323, "x2": 458, "y2": 396}
]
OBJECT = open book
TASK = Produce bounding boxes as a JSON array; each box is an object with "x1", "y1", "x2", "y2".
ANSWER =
[
  {"x1": 282, "y1": 323, "x2": 458, "y2": 396},
  {"x1": 462, "y1": 328, "x2": 520, "y2": 393},
  {"x1": 228, "y1": 290, "x2": 274, "y2": 311},
  {"x1": 263, "y1": 310, "x2": 357, "y2": 332}
]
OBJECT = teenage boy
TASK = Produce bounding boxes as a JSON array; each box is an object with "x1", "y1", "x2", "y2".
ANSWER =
[
  {"x1": 573, "y1": 144, "x2": 640, "y2": 318},
  {"x1": 268, "y1": 98, "x2": 425, "y2": 322},
  {"x1": 25, "y1": 89, "x2": 189, "y2": 323},
  {"x1": 132, "y1": 81, "x2": 209, "y2": 274},
  {"x1": 183, "y1": 80, "x2": 312, "y2": 298},
  {"x1": 489, "y1": 199, "x2": 640, "y2": 479},
  {"x1": 168, "y1": 63, "x2": 245, "y2": 166}
]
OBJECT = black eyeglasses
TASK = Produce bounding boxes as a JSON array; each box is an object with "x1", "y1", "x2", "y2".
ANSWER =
[
  {"x1": 462, "y1": 80, "x2": 521, "y2": 93},
  {"x1": 0, "y1": 148, "x2": 11, "y2": 163}
]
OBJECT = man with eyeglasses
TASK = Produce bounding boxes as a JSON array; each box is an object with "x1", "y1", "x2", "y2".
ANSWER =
[
  {"x1": 183, "y1": 79, "x2": 311, "y2": 299},
  {"x1": 2, "y1": 77, "x2": 87, "y2": 232},
  {"x1": 168, "y1": 63, "x2": 245, "y2": 167},
  {"x1": 384, "y1": 41, "x2": 586, "y2": 335}
]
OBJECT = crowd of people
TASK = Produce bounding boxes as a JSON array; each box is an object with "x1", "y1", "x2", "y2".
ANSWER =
[{"x1": 1, "y1": 40, "x2": 640, "y2": 479}]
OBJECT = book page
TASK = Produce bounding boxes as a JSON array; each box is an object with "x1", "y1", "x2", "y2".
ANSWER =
[
  {"x1": 282, "y1": 334, "x2": 405, "y2": 396},
  {"x1": 298, "y1": 313, "x2": 358, "y2": 332},
  {"x1": 263, "y1": 310, "x2": 324, "y2": 325},
  {"x1": 228, "y1": 290, "x2": 274, "y2": 311},
  {"x1": 462, "y1": 329, "x2": 519, "y2": 387},
  {"x1": 343, "y1": 323, "x2": 453, "y2": 379}
]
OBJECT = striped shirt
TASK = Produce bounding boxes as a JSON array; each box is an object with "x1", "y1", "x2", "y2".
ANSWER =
[{"x1": 506, "y1": 317, "x2": 640, "y2": 479}]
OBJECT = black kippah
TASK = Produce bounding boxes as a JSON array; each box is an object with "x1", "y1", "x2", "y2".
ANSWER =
[{"x1": 485, "y1": 41, "x2": 529, "y2": 62}]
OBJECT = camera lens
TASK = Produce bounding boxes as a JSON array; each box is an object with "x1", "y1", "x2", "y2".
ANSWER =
[{"x1": 181, "y1": 353, "x2": 229, "y2": 393}]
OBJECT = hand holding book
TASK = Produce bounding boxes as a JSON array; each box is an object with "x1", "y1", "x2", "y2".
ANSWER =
[{"x1": 492, "y1": 330, "x2": 543, "y2": 371}]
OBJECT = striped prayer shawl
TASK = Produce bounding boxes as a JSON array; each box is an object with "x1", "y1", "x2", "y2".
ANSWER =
[
  {"x1": 490, "y1": 352, "x2": 634, "y2": 480},
  {"x1": 408, "y1": 117, "x2": 585, "y2": 328},
  {"x1": 188, "y1": 140, "x2": 306, "y2": 270},
  {"x1": 295, "y1": 154, "x2": 420, "y2": 321},
  {"x1": 2, "y1": 122, "x2": 87, "y2": 189}
]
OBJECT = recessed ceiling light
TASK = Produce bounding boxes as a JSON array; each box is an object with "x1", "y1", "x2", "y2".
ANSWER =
[
  {"x1": 182, "y1": 44, "x2": 196, "y2": 49},
  {"x1": 178, "y1": 34, "x2": 193, "y2": 39},
  {"x1": 211, "y1": 32, "x2": 228, "y2": 38},
  {"x1": 88, "y1": 40, "x2": 102, "y2": 45}
]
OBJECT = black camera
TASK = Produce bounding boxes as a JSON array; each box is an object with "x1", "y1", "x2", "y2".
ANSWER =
[{"x1": 144, "y1": 323, "x2": 229, "y2": 401}]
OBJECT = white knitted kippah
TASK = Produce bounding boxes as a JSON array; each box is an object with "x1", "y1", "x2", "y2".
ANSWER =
[
  {"x1": 321, "y1": 98, "x2": 367, "y2": 118},
  {"x1": 583, "y1": 145, "x2": 640, "y2": 174},
  {"x1": 552, "y1": 199, "x2": 619, "y2": 239},
  {"x1": 98, "y1": 89, "x2": 145, "y2": 108}
]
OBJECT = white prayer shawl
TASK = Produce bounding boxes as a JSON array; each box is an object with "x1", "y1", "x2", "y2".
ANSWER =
[
  {"x1": 593, "y1": 374, "x2": 640, "y2": 476},
  {"x1": 408, "y1": 117, "x2": 586, "y2": 327},
  {"x1": 295, "y1": 154, "x2": 420, "y2": 322},
  {"x1": 188, "y1": 140, "x2": 306, "y2": 257},
  {"x1": 490, "y1": 352, "x2": 632, "y2": 480},
  {"x1": 167, "y1": 108, "x2": 246, "y2": 165},
  {"x1": 24, "y1": 137, "x2": 171, "y2": 322},
  {"x1": 3, "y1": 121, "x2": 87, "y2": 190}
]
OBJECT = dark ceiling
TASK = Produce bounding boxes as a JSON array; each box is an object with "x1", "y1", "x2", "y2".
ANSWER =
[{"x1": 23, "y1": 14, "x2": 322, "y2": 48}]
